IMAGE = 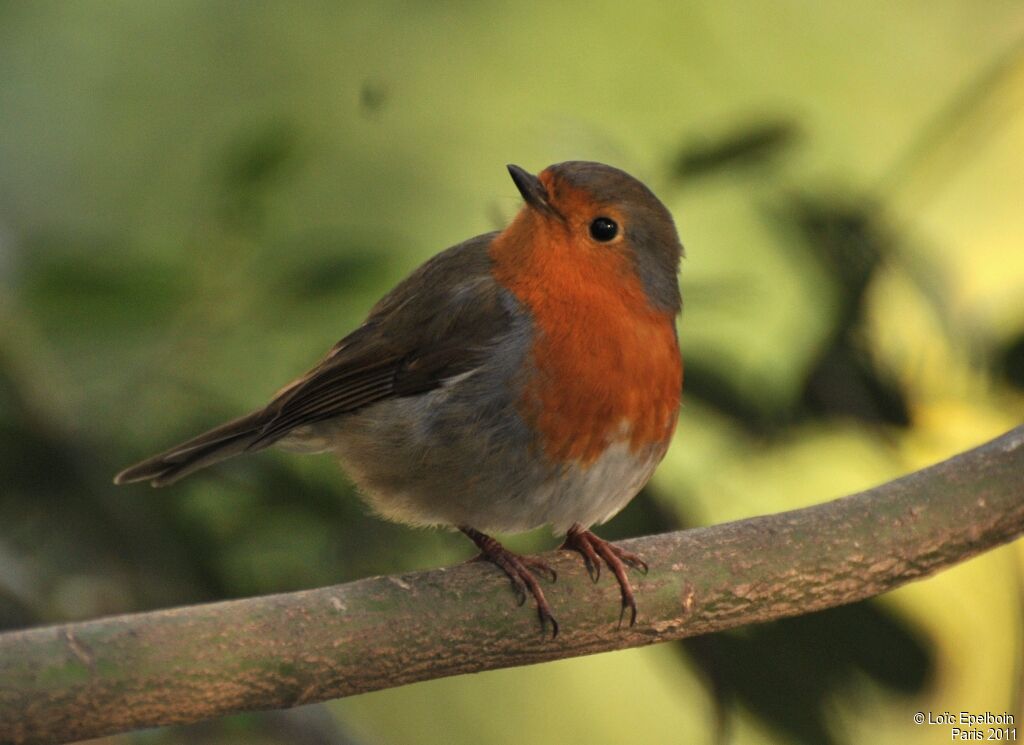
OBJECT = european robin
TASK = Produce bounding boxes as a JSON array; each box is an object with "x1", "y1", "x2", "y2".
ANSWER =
[{"x1": 115, "y1": 161, "x2": 684, "y2": 635}]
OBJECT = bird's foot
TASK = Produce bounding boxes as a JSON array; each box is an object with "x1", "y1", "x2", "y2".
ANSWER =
[
  {"x1": 460, "y1": 526, "x2": 559, "y2": 637},
  {"x1": 561, "y1": 525, "x2": 648, "y2": 627}
]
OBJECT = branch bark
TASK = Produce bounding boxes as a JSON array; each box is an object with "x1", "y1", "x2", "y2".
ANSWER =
[{"x1": 3, "y1": 426, "x2": 1023, "y2": 745}]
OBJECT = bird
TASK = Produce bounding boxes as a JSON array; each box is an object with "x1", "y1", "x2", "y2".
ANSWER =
[{"x1": 115, "y1": 161, "x2": 684, "y2": 636}]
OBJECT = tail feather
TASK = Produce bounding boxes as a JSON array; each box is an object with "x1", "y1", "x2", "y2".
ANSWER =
[{"x1": 114, "y1": 410, "x2": 269, "y2": 487}]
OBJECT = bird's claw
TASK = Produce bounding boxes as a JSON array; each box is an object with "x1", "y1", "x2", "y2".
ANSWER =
[
  {"x1": 563, "y1": 525, "x2": 645, "y2": 627},
  {"x1": 462, "y1": 527, "x2": 559, "y2": 637}
]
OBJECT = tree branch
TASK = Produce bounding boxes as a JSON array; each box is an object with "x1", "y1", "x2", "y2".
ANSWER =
[{"x1": 3, "y1": 426, "x2": 1023, "y2": 745}]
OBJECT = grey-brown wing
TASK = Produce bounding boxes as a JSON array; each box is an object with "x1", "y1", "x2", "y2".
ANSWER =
[{"x1": 251, "y1": 232, "x2": 508, "y2": 446}]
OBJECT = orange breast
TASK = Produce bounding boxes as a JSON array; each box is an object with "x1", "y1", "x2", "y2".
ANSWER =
[{"x1": 490, "y1": 216, "x2": 682, "y2": 464}]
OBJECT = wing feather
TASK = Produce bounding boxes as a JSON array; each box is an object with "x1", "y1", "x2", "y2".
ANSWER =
[{"x1": 248, "y1": 232, "x2": 510, "y2": 449}]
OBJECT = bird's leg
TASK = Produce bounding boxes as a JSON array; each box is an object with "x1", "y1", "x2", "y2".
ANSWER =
[
  {"x1": 561, "y1": 524, "x2": 649, "y2": 627},
  {"x1": 459, "y1": 526, "x2": 559, "y2": 637}
]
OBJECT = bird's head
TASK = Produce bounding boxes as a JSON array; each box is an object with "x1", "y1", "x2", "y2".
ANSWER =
[{"x1": 505, "y1": 161, "x2": 683, "y2": 314}]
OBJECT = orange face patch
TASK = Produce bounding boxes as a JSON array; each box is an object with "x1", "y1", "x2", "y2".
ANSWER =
[{"x1": 490, "y1": 196, "x2": 682, "y2": 465}]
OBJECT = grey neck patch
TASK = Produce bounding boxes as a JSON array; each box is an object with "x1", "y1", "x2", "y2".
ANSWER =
[{"x1": 625, "y1": 205, "x2": 683, "y2": 316}]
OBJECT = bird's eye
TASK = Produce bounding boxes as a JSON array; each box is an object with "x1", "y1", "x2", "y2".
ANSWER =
[{"x1": 589, "y1": 217, "x2": 618, "y2": 242}]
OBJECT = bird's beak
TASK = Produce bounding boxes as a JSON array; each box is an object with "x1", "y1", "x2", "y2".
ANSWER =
[{"x1": 507, "y1": 164, "x2": 553, "y2": 214}]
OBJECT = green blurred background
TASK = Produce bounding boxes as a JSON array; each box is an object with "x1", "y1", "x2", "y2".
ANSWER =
[{"x1": 2, "y1": 2, "x2": 1023, "y2": 744}]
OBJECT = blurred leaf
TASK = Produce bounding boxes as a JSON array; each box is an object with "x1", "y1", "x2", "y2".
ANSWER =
[
  {"x1": 221, "y1": 120, "x2": 303, "y2": 191},
  {"x1": 683, "y1": 601, "x2": 932, "y2": 745},
  {"x1": 774, "y1": 193, "x2": 888, "y2": 322},
  {"x1": 801, "y1": 340, "x2": 911, "y2": 426},
  {"x1": 17, "y1": 234, "x2": 183, "y2": 338},
  {"x1": 217, "y1": 120, "x2": 304, "y2": 231},
  {"x1": 681, "y1": 353, "x2": 789, "y2": 434},
  {"x1": 275, "y1": 234, "x2": 392, "y2": 300},
  {"x1": 359, "y1": 79, "x2": 390, "y2": 117},
  {"x1": 998, "y1": 327, "x2": 1024, "y2": 392},
  {"x1": 777, "y1": 194, "x2": 911, "y2": 427},
  {"x1": 673, "y1": 120, "x2": 800, "y2": 182}
]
